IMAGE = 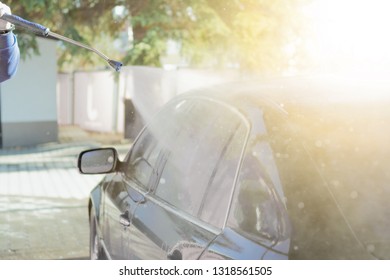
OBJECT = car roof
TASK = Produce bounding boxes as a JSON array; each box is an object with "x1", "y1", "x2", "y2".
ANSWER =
[{"x1": 179, "y1": 75, "x2": 390, "y2": 114}]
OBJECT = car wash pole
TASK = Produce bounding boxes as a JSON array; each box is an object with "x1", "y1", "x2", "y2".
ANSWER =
[{"x1": 0, "y1": 13, "x2": 123, "y2": 72}]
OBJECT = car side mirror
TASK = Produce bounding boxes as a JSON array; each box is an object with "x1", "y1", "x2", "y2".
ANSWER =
[{"x1": 78, "y1": 148, "x2": 119, "y2": 174}]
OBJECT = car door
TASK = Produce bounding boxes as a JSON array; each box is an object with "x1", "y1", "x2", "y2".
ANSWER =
[
  {"x1": 101, "y1": 116, "x2": 170, "y2": 259},
  {"x1": 126, "y1": 97, "x2": 249, "y2": 259},
  {"x1": 104, "y1": 98, "x2": 193, "y2": 259},
  {"x1": 101, "y1": 173, "x2": 134, "y2": 259}
]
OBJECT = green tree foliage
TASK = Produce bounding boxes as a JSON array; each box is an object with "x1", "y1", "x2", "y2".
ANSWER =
[{"x1": 7, "y1": 0, "x2": 310, "y2": 74}]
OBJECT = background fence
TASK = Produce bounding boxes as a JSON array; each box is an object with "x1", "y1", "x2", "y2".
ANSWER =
[{"x1": 57, "y1": 66, "x2": 242, "y2": 138}]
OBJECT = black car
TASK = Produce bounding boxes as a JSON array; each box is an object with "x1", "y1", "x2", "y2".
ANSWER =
[{"x1": 78, "y1": 77, "x2": 390, "y2": 260}]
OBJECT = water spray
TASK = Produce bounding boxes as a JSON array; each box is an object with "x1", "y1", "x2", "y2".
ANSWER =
[{"x1": 0, "y1": 13, "x2": 123, "y2": 72}]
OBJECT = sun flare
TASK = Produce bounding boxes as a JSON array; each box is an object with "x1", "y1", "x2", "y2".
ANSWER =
[{"x1": 304, "y1": 0, "x2": 390, "y2": 73}]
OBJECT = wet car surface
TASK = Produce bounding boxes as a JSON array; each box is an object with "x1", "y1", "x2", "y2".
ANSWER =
[{"x1": 79, "y1": 77, "x2": 390, "y2": 259}]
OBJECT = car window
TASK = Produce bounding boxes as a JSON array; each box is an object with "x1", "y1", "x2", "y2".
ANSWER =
[
  {"x1": 227, "y1": 140, "x2": 285, "y2": 244},
  {"x1": 197, "y1": 123, "x2": 247, "y2": 228},
  {"x1": 125, "y1": 129, "x2": 161, "y2": 191},
  {"x1": 125, "y1": 99, "x2": 192, "y2": 191},
  {"x1": 154, "y1": 99, "x2": 248, "y2": 221}
]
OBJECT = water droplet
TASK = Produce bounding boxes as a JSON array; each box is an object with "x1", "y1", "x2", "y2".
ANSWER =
[
  {"x1": 160, "y1": 178, "x2": 166, "y2": 184},
  {"x1": 315, "y1": 140, "x2": 323, "y2": 147},
  {"x1": 367, "y1": 244, "x2": 375, "y2": 253},
  {"x1": 294, "y1": 246, "x2": 299, "y2": 251},
  {"x1": 354, "y1": 146, "x2": 360, "y2": 152},
  {"x1": 350, "y1": 191, "x2": 358, "y2": 199},
  {"x1": 298, "y1": 202, "x2": 305, "y2": 209},
  {"x1": 331, "y1": 180, "x2": 340, "y2": 187}
]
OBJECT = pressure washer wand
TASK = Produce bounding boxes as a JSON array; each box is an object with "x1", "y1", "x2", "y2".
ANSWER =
[{"x1": 0, "y1": 13, "x2": 123, "y2": 72}]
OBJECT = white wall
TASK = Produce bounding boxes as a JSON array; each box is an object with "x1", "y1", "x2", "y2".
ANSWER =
[
  {"x1": 0, "y1": 37, "x2": 58, "y2": 147},
  {"x1": 57, "y1": 73, "x2": 73, "y2": 125},
  {"x1": 2, "y1": 37, "x2": 57, "y2": 123},
  {"x1": 73, "y1": 71, "x2": 117, "y2": 132}
]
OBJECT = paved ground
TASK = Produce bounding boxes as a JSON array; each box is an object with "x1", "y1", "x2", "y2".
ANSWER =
[{"x1": 0, "y1": 126, "x2": 131, "y2": 259}]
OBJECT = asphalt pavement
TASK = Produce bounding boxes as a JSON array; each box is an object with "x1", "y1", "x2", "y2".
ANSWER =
[{"x1": 0, "y1": 126, "x2": 130, "y2": 259}]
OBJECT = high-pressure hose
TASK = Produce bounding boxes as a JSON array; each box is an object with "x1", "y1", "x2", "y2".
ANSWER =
[{"x1": 0, "y1": 13, "x2": 123, "y2": 72}]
